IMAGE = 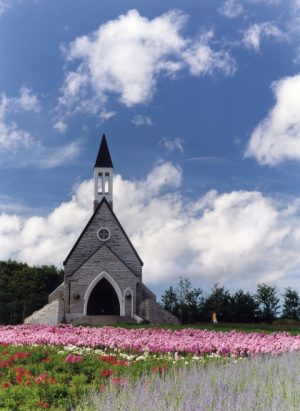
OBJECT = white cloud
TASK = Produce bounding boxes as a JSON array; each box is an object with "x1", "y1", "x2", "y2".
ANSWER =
[
  {"x1": 242, "y1": 22, "x2": 284, "y2": 51},
  {"x1": 0, "y1": 0, "x2": 9, "y2": 16},
  {"x1": 58, "y1": 9, "x2": 235, "y2": 117},
  {"x1": 0, "y1": 88, "x2": 80, "y2": 168},
  {"x1": 53, "y1": 120, "x2": 67, "y2": 134},
  {"x1": 2, "y1": 161, "x2": 300, "y2": 290},
  {"x1": 0, "y1": 92, "x2": 36, "y2": 151},
  {"x1": 27, "y1": 140, "x2": 82, "y2": 169},
  {"x1": 132, "y1": 114, "x2": 155, "y2": 126},
  {"x1": 219, "y1": 0, "x2": 244, "y2": 18},
  {"x1": 245, "y1": 73, "x2": 300, "y2": 166},
  {"x1": 183, "y1": 30, "x2": 235, "y2": 76},
  {"x1": 100, "y1": 110, "x2": 116, "y2": 121},
  {"x1": 13, "y1": 86, "x2": 40, "y2": 112},
  {"x1": 160, "y1": 137, "x2": 184, "y2": 153},
  {"x1": 219, "y1": 0, "x2": 281, "y2": 19}
]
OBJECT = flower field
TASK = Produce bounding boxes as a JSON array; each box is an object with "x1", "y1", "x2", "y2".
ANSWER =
[
  {"x1": 83, "y1": 352, "x2": 300, "y2": 411},
  {"x1": 0, "y1": 324, "x2": 299, "y2": 410},
  {"x1": 1, "y1": 324, "x2": 300, "y2": 356}
]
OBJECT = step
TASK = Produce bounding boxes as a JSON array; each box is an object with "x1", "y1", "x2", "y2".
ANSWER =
[{"x1": 71, "y1": 315, "x2": 136, "y2": 326}]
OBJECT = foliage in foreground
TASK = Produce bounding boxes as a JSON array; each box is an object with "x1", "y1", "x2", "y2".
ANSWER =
[
  {"x1": 0, "y1": 343, "x2": 227, "y2": 410},
  {"x1": 83, "y1": 352, "x2": 300, "y2": 411}
]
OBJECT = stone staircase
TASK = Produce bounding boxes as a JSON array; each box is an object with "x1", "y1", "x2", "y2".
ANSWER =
[
  {"x1": 71, "y1": 315, "x2": 136, "y2": 326},
  {"x1": 24, "y1": 299, "x2": 64, "y2": 325}
]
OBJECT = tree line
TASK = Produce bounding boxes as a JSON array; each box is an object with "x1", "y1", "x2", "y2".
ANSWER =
[
  {"x1": 160, "y1": 277, "x2": 300, "y2": 324},
  {"x1": 0, "y1": 260, "x2": 63, "y2": 324}
]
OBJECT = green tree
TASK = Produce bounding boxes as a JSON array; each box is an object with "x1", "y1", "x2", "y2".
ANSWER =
[
  {"x1": 0, "y1": 260, "x2": 63, "y2": 324},
  {"x1": 175, "y1": 277, "x2": 204, "y2": 323},
  {"x1": 282, "y1": 287, "x2": 300, "y2": 320},
  {"x1": 161, "y1": 286, "x2": 178, "y2": 316},
  {"x1": 255, "y1": 283, "x2": 280, "y2": 322},
  {"x1": 160, "y1": 277, "x2": 204, "y2": 323},
  {"x1": 204, "y1": 283, "x2": 232, "y2": 322},
  {"x1": 231, "y1": 290, "x2": 259, "y2": 323}
]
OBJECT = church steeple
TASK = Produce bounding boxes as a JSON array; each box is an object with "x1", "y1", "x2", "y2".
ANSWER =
[
  {"x1": 94, "y1": 134, "x2": 114, "y2": 168},
  {"x1": 94, "y1": 134, "x2": 114, "y2": 210}
]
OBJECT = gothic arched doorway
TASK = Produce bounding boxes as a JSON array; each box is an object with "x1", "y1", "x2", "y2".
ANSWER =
[{"x1": 87, "y1": 278, "x2": 120, "y2": 315}]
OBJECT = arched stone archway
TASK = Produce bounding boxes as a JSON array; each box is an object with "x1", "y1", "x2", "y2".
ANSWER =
[
  {"x1": 83, "y1": 272, "x2": 124, "y2": 316},
  {"x1": 87, "y1": 278, "x2": 120, "y2": 315}
]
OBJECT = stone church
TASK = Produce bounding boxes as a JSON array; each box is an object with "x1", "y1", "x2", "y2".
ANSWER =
[{"x1": 25, "y1": 135, "x2": 178, "y2": 325}]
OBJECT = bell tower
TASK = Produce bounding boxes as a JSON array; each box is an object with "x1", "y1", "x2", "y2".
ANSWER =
[{"x1": 94, "y1": 134, "x2": 114, "y2": 210}]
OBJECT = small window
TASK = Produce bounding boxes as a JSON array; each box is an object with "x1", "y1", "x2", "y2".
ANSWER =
[
  {"x1": 97, "y1": 227, "x2": 111, "y2": 241},
  {"x1": 98, "y1": 173, "x2": 103, "y2": 194},
  {"x1": 104, "y1": 173, "x2": 109, "y2": 194}
]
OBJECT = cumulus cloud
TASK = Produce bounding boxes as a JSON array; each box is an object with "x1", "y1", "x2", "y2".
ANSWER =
[
  {"x1": 160, "y1": 137, "x2": 184, "y2": 153},
  {"x1": 242, "y1": 22, "x2": 284, "y2": 51},
  {"x1": 58, "y1": 9, "x2": 235, "y2": 119},
  {"x1": 245, "y1": 73, "x2": 300, "y2": 166},
  {"x1": 2, "y1": 160, "x2": 300, "y2": 290},
  {"x1": 132, "y1": 115, "x2": 154, "y2": 126}
]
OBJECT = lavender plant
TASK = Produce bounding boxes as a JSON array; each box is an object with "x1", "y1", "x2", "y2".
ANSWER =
[{"x1": 82, "y1": 352, "x2": 300, "y2": 411}]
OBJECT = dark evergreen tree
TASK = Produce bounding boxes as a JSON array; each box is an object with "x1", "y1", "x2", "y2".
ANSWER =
[
  {"x1": 282, "y1": 287, "x2": 300, "y2": 320},
  {"x1": 255, "y1": 283, "x2": 280, "y2": 322}
]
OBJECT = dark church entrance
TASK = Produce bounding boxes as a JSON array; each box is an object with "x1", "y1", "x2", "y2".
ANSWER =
[{"x1": 87, "y1": 278, "x2": 120, "y2": 315}]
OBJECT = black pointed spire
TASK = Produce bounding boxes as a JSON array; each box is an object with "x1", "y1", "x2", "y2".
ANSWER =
[{"x1": 94, "y1": 134, "x2": 114, "y2": 168}]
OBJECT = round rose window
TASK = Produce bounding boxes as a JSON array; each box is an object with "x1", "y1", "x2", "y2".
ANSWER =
[{"x1": 97, "y1": 227, "x2": 111, "y2": 241}]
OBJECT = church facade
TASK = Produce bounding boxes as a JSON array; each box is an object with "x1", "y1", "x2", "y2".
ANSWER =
[{"x1": 25, "y1": 135, "x2": 178, "y2": 325}]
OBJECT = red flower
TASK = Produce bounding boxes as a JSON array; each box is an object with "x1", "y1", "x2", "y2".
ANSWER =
[
  {"x1": 2, "y1": 382, "x2": 10, "y2": 389},
  {"x1": 16, "y1": 374, "x2": 23, "y2": 384},
  {"x1": 100, "y1": 369, "x2": 114, "y2": 378},
  {"x1": 35, "y1": 373, "x2": 56, "y2": 385},
  {"x1": 16, "y1": 352, "x2": 30, "y2": 359},
  {"x1": 42, "y1": 357, "x2": 51, "y2": 363},
  {"x1": 35, "y1": 401, "x2": 49, "y2": 408}
]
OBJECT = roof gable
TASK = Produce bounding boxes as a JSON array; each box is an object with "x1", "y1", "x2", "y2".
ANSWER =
[{"x1": 64, "y1": 198, "x2": 143, "y2": 271}]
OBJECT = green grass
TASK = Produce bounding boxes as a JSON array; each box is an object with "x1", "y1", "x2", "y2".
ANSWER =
[{"x1": 112, "y1": 320, "x2": 300, "y2": 335}]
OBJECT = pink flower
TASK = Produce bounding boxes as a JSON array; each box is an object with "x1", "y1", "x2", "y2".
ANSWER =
[
  {"x1": 112, "y1": 377, "x2": 128, "y2": 385},
  {"x1": 64, "y1": 354, "x2": 81, "y2": 363}
]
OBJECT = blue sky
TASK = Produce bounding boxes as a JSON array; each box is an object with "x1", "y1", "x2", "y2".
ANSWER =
[{"x1": 1, "y1": 0, "x2": 300, "y2": 297}]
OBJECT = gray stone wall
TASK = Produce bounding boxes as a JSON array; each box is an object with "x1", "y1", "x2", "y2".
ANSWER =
[
  {"x1": 65, "y1": 201, "x2": 142, "y2": 278},
  {"x1": 139, "y1": 299, "x2": 179, "y2": 324},
  {"x1": 24, "y1": 299, "x2": 64, "y2": 325},
  {"x1": 65, "y1": 245, "x2": 138, "y2": 320}
]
